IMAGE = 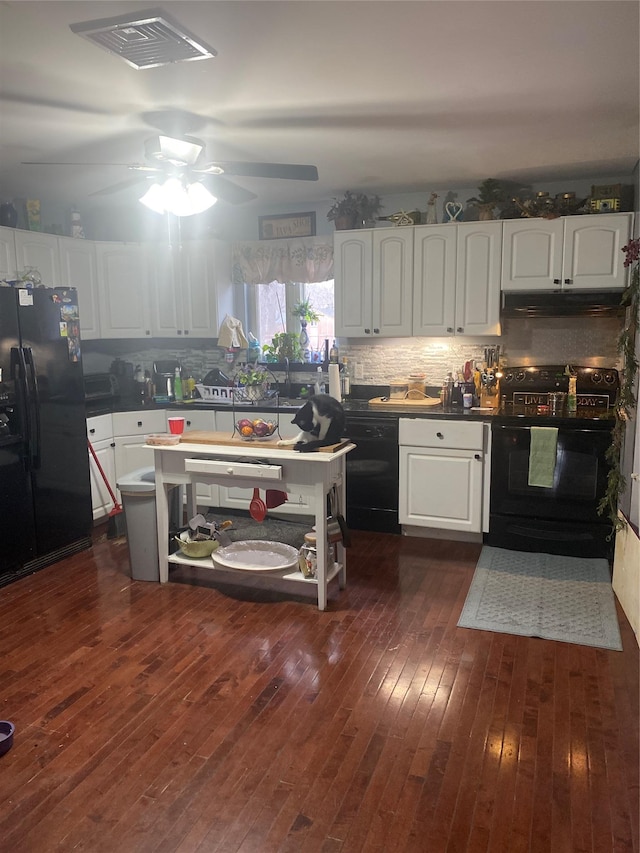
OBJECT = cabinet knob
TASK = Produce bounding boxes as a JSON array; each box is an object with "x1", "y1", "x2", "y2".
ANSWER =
[
  {"x1": 446, "y1": 327, "x2": 454, "y2": 333},
  {"x1": 184, "y1": 330, "x2": 189, "y2": 335},
  {"x1": 373, "y1": 328, "x2": 380, "y2": 334},
  {"x1": 456, "y1": 327, "x2": 464, "y2": 333},
  {"x1": 564, "y1": 278, "x2": 573, "y2": 285},
  {"x1": 186, "y1": 420, "x2": 191, "y2": 426},
  {"x1": 137, "y1": 421, "x2": 142, "y2": 427},
  {"x1": 436, "y1": 431, "x2": 444, "y2": 439},
  {"x1": 110, "y1": 442, "x2": 115, "y2": 448},
  {"x1": 177, "y1": 330, "x2": 182, "y2": 335},
  {"x1": 89, "y1": 428, "x2": 95, "y2": 434},
  {"x1": 553, "y1": 279, "x2": 561, "y2": 285},
  {"x1": 474, "y1": 453, "x2": 482, "y2": 461},
  {"x1": 226, "y1": 466, "x2": 234, "y2": 475},
  {"x1": 145, "y1": 330, "x2": 150, "y2": 335},
  {"x1": 364, "y1": 328, "x2": 371, "y2": 334}
]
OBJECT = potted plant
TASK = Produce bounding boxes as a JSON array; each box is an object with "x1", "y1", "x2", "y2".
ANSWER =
[
  {"x1": 467, "y1": 178, "x2": 507, "y2": 220},
  {"x1": 235, "y1": 365, "x2": 271, "y2": 402},
  {"x1": 357, "y1": 193, "x2": 383, "y2": 228},
  {"x1": 326, "y1": 191, "x2": 361, "y2": 230},
  {"x1": 292, "y1": 299, "x2": 320, "y2": 325},
  {"x1": 261, "y1": 332, "x2": 304, "y2": 363}
]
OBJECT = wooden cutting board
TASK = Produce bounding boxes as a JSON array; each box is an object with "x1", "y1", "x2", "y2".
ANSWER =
[
  {"x1": 180, "y1": 430, "x2": 352, "y2": 453},
  {"x1": 368, "y1": 396, "x2": 441, "y2": 409}
]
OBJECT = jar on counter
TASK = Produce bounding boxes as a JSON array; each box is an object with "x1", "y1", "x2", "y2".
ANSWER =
[{"x1": 298, "y1": 531, "x2": 335, "y2": 579}]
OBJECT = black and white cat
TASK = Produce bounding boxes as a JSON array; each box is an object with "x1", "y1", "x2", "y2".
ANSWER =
[{"x1": 278, "y1": 394, "x2": 346, "y2": 452}]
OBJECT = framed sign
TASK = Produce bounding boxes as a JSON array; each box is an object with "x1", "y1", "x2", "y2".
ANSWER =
[{"x1": 258, "y1": 211, "x2": 316, "y2": 240}]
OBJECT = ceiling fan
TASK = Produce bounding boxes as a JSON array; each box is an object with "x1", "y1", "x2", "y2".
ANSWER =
[{"x1": 22, "y1": 134, "x2": 319, "y2": 205}]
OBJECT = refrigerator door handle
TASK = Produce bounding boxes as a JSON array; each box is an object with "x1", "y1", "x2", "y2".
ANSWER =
[
  {"x1": 10, "y1": 347, "x2": 32, "y2": 463},
  {"x1": 23, "y1": 347, "x2": 42, "y2": 469}
]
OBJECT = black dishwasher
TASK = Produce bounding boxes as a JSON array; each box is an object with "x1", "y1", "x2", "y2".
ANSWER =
[{"x1": 345, "y1": 415, "x2": 400, "y2": 533}]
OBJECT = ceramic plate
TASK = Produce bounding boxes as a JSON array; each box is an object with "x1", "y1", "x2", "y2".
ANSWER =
[{"x1": 212, "y1": 540, "x2": 299, "y2": 572}]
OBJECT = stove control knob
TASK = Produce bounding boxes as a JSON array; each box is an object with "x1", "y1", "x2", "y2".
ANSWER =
[
  {"x1": 603, "y1": 372, "x2": 616, "y2": 385},
  {"x1": 502, "y1": 371, "x2": 513, "y2": 382},
  {"x1": 592, "y1": 372, "x2": 602, "y2": 384},
  {"x1": 515, "y1": 371, "x2": 526, "y2": 382}
]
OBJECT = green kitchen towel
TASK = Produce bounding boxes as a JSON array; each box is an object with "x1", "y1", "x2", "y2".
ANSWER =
[{"x1": 528, "y1": 426, "x2": 558, "y2": 488}]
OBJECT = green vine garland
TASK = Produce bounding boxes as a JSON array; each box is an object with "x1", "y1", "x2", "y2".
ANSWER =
[{"x1": 598, "y1": 237, "x2": 639, "y2": 533}]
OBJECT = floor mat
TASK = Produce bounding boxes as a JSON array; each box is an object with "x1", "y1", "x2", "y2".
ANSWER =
[{"x1": 458, "y1": 546, "x2": 622, "y2": 650}]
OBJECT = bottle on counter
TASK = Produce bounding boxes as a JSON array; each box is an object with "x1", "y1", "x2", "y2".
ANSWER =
[
  {"x1": 329, "y1": 340, "x2": 340, "y2": 363},
  {"x1": 567, "y1": 375, "x2": 577, "y2": 412},
  {"x1": 173, "y1": 367, "x2": 183, "y2": 402},
  {"x1": 341, "y1": 357, "x2": 351, "y2": 398}
]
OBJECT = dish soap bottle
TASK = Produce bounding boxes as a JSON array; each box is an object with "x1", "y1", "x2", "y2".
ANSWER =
[{"x1": 173, "y1": 367, "x2": 183, "y2": 402}]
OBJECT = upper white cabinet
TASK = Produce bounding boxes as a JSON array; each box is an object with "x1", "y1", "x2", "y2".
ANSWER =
[
  {"x1": 334, "y1": 229, "x2": 413, "y2": 337},
  {"x1": 95, "y1": 242, "x2": 152, "y2": 338},
  {"x1": 501, "y1": 213, "x2": 632, "y2": 292},
  {"x1": 413, "y1": 221, "x2": 502, "y2": 336},
  {"x1": 148, "y1": 239, "x2": 233, "y2": 338},
  {"x1": 58, "y1": 235, "x2": 101, "y2": 340},
  {"x1": 14, "y1": 230, "x2": 61, "y2": 287}
]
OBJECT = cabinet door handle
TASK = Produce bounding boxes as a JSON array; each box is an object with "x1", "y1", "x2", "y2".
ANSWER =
[
  {"x1": 184, "y1": 330, "x2": 189, "y2": 335},
  {"x1": 226, "y1": 466, "x2": 234, "y2": 475},
  {"x1": 137, "y1": 421, "x2": 142, "y2": 427},
  {"x1": 364, "y1": 328, "x2": 371, "y2": 334},
  {"x1": 474, "y1": 453, "x2": 482, "y2": 460},
  {"x1": 145, "y1": 330, "x2": 151, "y2": 335},
  {"x1": 564, "y1": 278, "x2": 573, "y2": 285},
  {"x1": 373, "y1": 328, "x2": 380, "y2": 334},
  {"x1": 553, "y1": 279, "x2": 561, "y2": 285},
  {"x1": 177, "y1": 330, "x2": 183, "y2": 335},
  {"x1": 110, "y1": 442, "x2": 115, "y2": 448},
  {"x1": 436, "y1": 431, "x2": 444, "y2": 439},
  {"x1": 446, "y1": 327, "x2": 454, "y2": 333},
  {"x1": 186, "y1": 420, "x2": 192, "y2": 426},
  {"x1": 89, "y1": 428, "x2": 95, "y2": 434},
  {"x1": 456, "y1": 327, "x2": 464, "y2": 333}
]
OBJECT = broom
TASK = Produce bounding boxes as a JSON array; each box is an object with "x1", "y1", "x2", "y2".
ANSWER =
[{"x1": 87, "y1": 438, "x2": 127, "y2": 539}]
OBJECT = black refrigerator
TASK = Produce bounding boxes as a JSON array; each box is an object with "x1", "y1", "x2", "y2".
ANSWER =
[{"x1": 0, "y1": 286, "x2": 92, "y2": 586}]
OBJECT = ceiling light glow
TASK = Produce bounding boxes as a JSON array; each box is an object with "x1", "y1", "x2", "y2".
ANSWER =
[{"x1": 139, "y1": 178, "x2": 217, "y2": 216}]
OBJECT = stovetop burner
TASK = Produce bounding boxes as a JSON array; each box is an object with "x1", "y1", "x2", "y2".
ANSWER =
[{"x1": 499, "y1": 364, "x2": 619, "y2": 408}]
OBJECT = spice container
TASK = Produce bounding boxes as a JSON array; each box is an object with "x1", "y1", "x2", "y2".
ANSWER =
[
  {"x1": 407, "y1": 373, "x2": 426, "y2": 398},
  {"x1": 389, "y1": 379, "x2": 409, "y2": 400}
]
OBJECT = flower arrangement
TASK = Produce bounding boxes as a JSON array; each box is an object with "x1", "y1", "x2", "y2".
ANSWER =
[
  {"x1": 598, "y1": 237, "x2": 639, "y2": 532},
  {"x1": 327, "y1": 191, "x2": 383, "y2": 229},
  {"x1": 292, "y1": 299, "x2": 319, "y2": 324}
]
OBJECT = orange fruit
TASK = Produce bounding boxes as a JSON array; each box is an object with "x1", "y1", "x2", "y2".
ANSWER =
[{"x1": 240, "y1": 425, "x2": 254, "y2": 436}]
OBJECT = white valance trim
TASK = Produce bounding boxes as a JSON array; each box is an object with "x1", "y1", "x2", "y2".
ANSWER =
[{"x1": 232, "y1": 235, "x2": 333, "y2": 285}]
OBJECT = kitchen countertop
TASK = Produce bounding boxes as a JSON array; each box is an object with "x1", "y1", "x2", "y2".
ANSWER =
[{"x1": 87, "y1": 395, "x2": 616, "y2": 429}]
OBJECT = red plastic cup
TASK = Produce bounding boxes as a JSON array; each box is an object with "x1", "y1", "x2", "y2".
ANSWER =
[{"x1": 168, "y1": 417, "x2": 185, "y2": 435}]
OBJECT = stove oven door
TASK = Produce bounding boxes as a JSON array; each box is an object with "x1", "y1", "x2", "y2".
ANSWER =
[{"x1": 487, "y1": 422, "x2": 614, "y2": 558}]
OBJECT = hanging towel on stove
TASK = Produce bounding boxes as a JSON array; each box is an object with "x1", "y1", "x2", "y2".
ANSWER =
[
  {"x1": 528, "y1": 426, "x2": 558, "y2": 488},
  {"x1": 217, "y1": 315, "x2": 249, "y2": 349}
]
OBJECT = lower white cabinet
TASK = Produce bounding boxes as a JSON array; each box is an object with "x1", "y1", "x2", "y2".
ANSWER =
[
  {"x1": 399, "y1": 418, "x2": 486, "y2": 533},
  {"x1": 215, "y1": 410, "x2": 312, "y2": 515},
  {"x1": 87, "y1": 414, "x2": 115, "y2": 520},
  {"x1": 181, "y1": 410, "x2": 220, "y2": 508},
  {"x1": 112, "y1": 410, "x2": 167, "y2": 498}
]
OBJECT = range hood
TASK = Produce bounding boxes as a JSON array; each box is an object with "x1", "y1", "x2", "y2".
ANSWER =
[{"x1": 501, "y1": 290, "x2": 625, "y2": 318}]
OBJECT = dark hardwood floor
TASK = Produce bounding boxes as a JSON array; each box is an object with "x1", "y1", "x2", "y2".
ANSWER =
[{"x1": 0, "y1": 527, "x2": 637, "y2": 853}]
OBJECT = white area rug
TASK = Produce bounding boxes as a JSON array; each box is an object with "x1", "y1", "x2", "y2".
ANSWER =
[{"x1": 458, "y1": 546, "x2": 622, "y2": 651}]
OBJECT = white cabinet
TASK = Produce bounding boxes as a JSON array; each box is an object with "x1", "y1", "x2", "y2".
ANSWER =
[
  {"x1": 87, "y1": 414, "x2": 115, "y2": 520},
  {"x1": 181, "y1": 410, "x2": 220, "y2": 507},
  {"x1": 334, "y1": 229, "x2": 413, "y2": 337},
  {"x1": 14, "y1": 230, "x2": 60, "y2": 287},
  {"x1": 58, "y1": 236, "x2": 101, "y2": 339},
  {"x1": 413, "y1": 222, "x2": 502, "y2": 336},
  {"x1": 0, "y1": 226, "x2": 17, "y2": 281},
  {"x1": 399, "y1": 418, "x2": 486, "y2": 533},
  {"x1": 112, "y1": 410, "x2": 167, "y2": 496},
  {"x1": 95, "y1": 242, "x2": 152, "y2": 338},
  {"x1": 501, "y1": 213, "x2": 632, "y2": 292},
  {"x1": 148, "y1": 239, "x2": 234, "y2": 338},
  {"x1": 215, "y1": 410, "x2": 312, "y2": 515}
]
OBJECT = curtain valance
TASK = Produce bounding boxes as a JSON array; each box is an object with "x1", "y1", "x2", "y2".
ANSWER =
[{"x1": 232, "y1": 235, "x2": 333, "y2": 285}]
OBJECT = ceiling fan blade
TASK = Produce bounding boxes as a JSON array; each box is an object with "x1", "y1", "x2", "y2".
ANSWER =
[
  {"x1": 90, "y1": 177, "x2": 149, "y2": 197},
  {"x1": 201, "y1": 162, "x2": 319, "y2": 181},
  {"x1": 22, "y1": 161, "x2": 149, "y2": 167},
  {"x1": 202, "y1": 175, "x2": 257, "y2": 205}
]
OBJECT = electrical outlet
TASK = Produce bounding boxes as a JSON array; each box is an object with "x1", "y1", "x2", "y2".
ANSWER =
[{"x1": 355, "y1": 362, "x2": 364, "y2": 380}]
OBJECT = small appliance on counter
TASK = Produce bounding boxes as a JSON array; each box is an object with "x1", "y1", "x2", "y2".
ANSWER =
[
  {"x1": 153, "y1": 360, "x2": 181, "y2": 402},
  {"x1": 109, "y1": 358, "x2": 135, "y2": 400}
]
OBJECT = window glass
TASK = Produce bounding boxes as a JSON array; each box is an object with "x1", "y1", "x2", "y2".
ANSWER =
[{"x1": 252, "y1": 280, "x2": 335, "y2": 358}]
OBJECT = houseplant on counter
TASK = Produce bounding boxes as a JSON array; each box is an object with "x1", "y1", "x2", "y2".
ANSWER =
[
  {"x1": 234, "y1": 365, "x2": 272, "y2": 402},
  {"x1": 261, "y1": 332, "x2": 304, "y2": 363}
]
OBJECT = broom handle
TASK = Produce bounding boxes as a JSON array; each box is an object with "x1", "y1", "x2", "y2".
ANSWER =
[{"x1": 87, "y1": 438, "x2": 122, "y2": 509}]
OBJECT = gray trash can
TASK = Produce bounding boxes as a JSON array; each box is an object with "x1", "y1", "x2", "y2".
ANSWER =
[{"x1": 116, "y1": 467, "x2": 182, "y2": 581}]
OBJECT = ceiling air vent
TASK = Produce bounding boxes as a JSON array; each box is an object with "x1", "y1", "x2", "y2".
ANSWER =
[{"x1": 69, "y1": 7, "x2": 217, "y2": 69}]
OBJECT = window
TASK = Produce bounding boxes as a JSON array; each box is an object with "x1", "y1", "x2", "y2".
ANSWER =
[{"x1": 249, "y1": 280, "x2": 335, "y2": 360}]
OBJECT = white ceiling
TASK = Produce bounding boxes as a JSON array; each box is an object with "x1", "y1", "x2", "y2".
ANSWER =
[{"x1": 1, "y1": 0, "x2": 639, "y2": 215}]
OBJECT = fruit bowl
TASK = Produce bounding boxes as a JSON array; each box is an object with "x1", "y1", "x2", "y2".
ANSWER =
[{"x1": 235, "y1": 418, "x2": 277, "y2": 441}]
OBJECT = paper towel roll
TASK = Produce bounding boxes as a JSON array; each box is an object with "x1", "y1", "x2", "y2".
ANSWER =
[{"x1": 328, "y1": 363, "x2": 341, "y2": 401}]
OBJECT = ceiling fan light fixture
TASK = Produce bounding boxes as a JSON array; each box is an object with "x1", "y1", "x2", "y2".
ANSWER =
[{"x1": 139, "y1": 178, "x2": 217, "y2": 216}]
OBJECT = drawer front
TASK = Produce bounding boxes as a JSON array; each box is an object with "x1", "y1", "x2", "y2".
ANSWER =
[
  {"x1": 185, "y1": 458, "x2": 283, "y2": 480},
  {"x1": 86, "y1": 413, "x2": 113, "y2": 444},
  {"x1": 399, "y1": 417, "x2": 484, "y2": 450},
  {"x1": 112, "y1": 410, "x2": 166, "y2": 436}
]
